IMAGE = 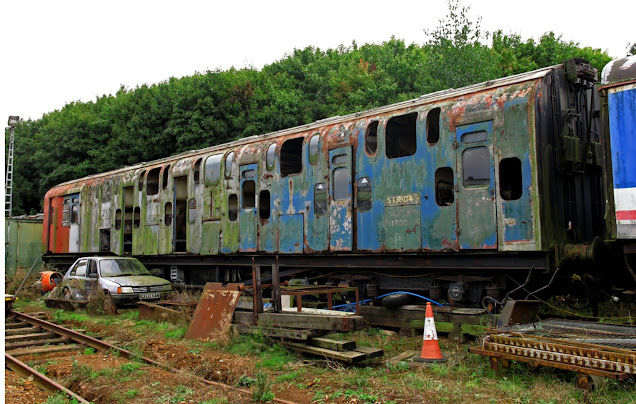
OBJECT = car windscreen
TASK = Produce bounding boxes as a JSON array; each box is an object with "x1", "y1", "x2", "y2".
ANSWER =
[{"x1": 99, "y1": 259, "x2": 150, "y2": 277}]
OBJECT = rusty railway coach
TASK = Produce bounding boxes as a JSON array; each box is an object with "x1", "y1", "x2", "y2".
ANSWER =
[{"x1": 43, "y1": 58, "x2": 626, "y2": 307}]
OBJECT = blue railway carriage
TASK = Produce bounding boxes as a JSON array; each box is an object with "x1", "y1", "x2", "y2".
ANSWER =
[
  {"x1": 43, "y1": 58, "x2": 625, "y2": 307},
  {"x1": 601, "y1": 55, "x2": 636, "y2": 277}
]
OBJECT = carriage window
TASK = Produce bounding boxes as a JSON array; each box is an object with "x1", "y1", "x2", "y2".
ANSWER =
[
  {"x1": 70, "y1": 204, "x2": 79, "y2": 224},
  {"x1": 133, "y1": 207, "x2": 140, "y2": 229},
  {"x1": 138, "y1": 171, "x2": 145, "y2": 192},
  {"x1": 205, "y1": 154, "x2": 222, "y2": 186},
  {"x1": 427, "y1": 108, "x2": 440, "y2": 145},
  {"x1": 147, "y1": 167, "x2": 160, "y2": 195},
  {"x1": 314, "y1": 183, "x2": 328, "y2": 216},
  {"x1": 164, "y1": 202, "x2": 173, "y2": 226},
  {"x1": 500, "y1": 158, "x2": 522, "y2": 200},
  {"x1": 357, "y1": 177, "x2": 372, "y2": 211},
  {"x1": 386, "y1": 112, "x2": 417, "y2": 158},
  {"x1": 332, "y1": 154, "x2": 347, "y2": 165},
  {"x1": 309, "y1": 134, "x2": 320, "y2": 165},
  {"x1": 228, "y1": 194, "x2": 238, "y2": 221},
  {"x1": 333, "y1": 168, "x2": 349, "y2": 201},
  {"x1": 242, "y1": 180, "x2": 256, "y2": 209},
  {"x1": 162, "y1": 165, "x2": 171, "y2": 189},
  {"x1": 242, "y1": 169, "x2": 256, "y2": 179},
  {"x1": 259, "y1": 190, "x2": 270, "y2": 220},
  {"x1": 194, "y1": 158, "x2": 202, "y2": 184},
  {"x1": 435, "y1": 167, "x2": 455, "y2": 206},
  {"x1": 115, "y1": 209, "x2": 122, "y2": 230},
  {"x1": 266, "y1": 144, "x2": 276, "y2": 171},
  {"x1": 461, "y1": 130, "x2": 488, "y2": 144},
  {"x1": 366, "y1": 121, "x2": 378, "y2": 155},
  {"x1": 225, "y1": 152, "x2": 235, "y2": 179},
  {"x1": 462, "y1": 147, "x2": 490, "y2": 187},
  {"x1": 280, "y1": 137, "x2": 303, "y2": 176}
]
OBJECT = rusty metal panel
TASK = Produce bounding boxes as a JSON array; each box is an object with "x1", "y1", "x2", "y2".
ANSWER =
[
  {"x1": 184, "y1": 282, "x2": 242, "y2": 341},
  {"x1": 279, "y1": 214, "x2": 303, "y2": 253}
]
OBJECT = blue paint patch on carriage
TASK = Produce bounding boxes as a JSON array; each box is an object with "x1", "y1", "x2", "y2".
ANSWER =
[
  {"x1": 502, "y1": 151, "x2": 534, "y2": 243},
  {"x1": 609, "y1": 87, "x2": 636, "y2": 189}
]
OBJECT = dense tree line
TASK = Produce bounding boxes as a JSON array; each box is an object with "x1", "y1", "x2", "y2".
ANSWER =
[{"x1": 7, "y1": 1, "x2": 613, "y2": 215}]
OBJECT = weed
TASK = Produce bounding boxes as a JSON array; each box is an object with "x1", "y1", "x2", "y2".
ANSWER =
[
  {"x1": 83, "y1": 347, "x2": 96, "y2": 355},
  {"x1": 275, "y1": 370, "x2": 302, "y2": 382},
  {"x1": 253, "y1": 371, "x2": 275, "y2": 402},
  {"x1": 165, "y1": 326, "x2": 187, "y2": 339},
  {"x1": 200, "y1": 399, "x2": 230, "y2": 404},
  {"x1": 67, "y1": 358, "x2": 98, "y2": 382},
  {"x1": 124, "y1": 389, "x2": 140, "y2": 398},
  {"x1": 237, "y1": 375, "x2": 257, "y2": 387},
  {"x1": 45, "y1": 392, "x2": 81, "y2": 404}
]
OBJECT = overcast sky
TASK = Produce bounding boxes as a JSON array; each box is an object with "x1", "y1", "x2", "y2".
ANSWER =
[{"x1": 1, "y1": 0, "x2": 634, "y2": 126}]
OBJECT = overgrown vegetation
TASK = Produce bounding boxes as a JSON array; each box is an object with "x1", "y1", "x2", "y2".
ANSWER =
[{"x1": 7, "y1": 0, "x2": 615, "y2": 216}]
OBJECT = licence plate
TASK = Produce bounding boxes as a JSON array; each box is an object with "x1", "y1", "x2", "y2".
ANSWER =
[{"x1": 139, "y1": 293, "x2": 160, "y2": 300}]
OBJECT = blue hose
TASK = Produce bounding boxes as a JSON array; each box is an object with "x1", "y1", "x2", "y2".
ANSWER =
[{"x1": 332, "y1": 291, "x2": 446, "y2": 312}]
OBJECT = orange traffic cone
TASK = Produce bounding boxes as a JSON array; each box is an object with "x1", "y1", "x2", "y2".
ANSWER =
[{"x1": 414, "y1": 302, "x2": 445, "y2": 362}]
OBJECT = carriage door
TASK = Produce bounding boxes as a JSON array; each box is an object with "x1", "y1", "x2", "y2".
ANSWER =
[
  {"x1": 239, "y1": 164, "x2": 258, "y2": 252},
  {"x1": 64, "y1": 194, "x2": 81, "y2": 252},
  {"x1": 456, "y1": 121, "x2": 497, "y2": 249},
  {"x1": 329, "y1": 147, "x2": 353, "y2": 251}
]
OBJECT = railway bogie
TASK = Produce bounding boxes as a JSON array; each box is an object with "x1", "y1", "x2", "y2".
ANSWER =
[{"x1": 41, "y1": 57, "x2": 636, "y2": 307}]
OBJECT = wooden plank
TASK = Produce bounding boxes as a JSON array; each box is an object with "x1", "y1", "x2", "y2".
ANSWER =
[
  {"x1": 6, "y1": 338, "x2": 69, "y2": 350},
  {"x1": 5, "y1": 322, "x2": 34, "y2": 330},
  {"x1": 138, "y1": 302, "x2": 188, "y2": 326},
  {"x1": 44, "y1": 297, "x2": 88, "y2": 311},
  {"x1": 5, "y1": 332, "x2": 57, "y2": 343},
  {"x1": 6, "y1": 327, "x2": 43, "y2": 337},
  {"x1": 7, "y1": 344, "x2": 84, "y2": 357},
  {"x1": 233, "y1": 311, "x2": 364, "y2": 332},
  {"x1": 283, "y1": 342, "x2": 367, "y2": 363},
  {"x1": 354, "y1": 346, "x2": 384, "y2": 359},
  {"x1": 234, "y1": 325, "x2": 324, "y2": 340},
  {"x1": 308, "y1": 337, "x2": 356, "y2": 352}
]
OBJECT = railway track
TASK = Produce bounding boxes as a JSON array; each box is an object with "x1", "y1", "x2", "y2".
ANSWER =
[{"x1": 5, "y1": 310, "x2": 297, "y2": 403}]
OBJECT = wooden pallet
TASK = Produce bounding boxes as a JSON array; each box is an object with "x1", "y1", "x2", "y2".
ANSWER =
[{"x1": 283, "y1": 337, "x2": 383, "y2": 363}]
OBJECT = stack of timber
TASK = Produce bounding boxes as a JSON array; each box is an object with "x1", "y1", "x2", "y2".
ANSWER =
[
  {"x1": 359, "y1": 304, "x2": 490, "y2": 340},
  {"x1": 233, "y1": 307, "x2": 365, "y2": 341},
  {"x1": 283, "y1": 336, "x2": 383, "y2": 363}
]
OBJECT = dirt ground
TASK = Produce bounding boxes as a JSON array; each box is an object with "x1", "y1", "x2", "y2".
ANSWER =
[{"x1": 6, "y1": 303, "x2": 636, "y2": 404}]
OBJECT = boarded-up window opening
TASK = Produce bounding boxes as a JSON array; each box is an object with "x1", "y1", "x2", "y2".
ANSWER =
[
  {"x1": 225, "y1": 152, "x2": 235, "y2": 179},
  {"x1": 500, "y1": 158, "x2": 522, "y2": 200},
  {"x1": 242, "y1": 180, "x2": 256, "y2": 209},
  {"x1": 228, "y1": 194, "x2": 238, "y2": 221},
  {"x1": 115, "y1": 209, "x2": 122, "y2": 230},
  {"x1": 309, "y1": 134, "x2": 320, "y2": 165},
  {"x1": 461, "y1": 130, "x2": 488, "y2": 144},
  {"x1": 133, "y1": 207, "x2": 141, "y2": 229},
  {"x1": 62, "y1": 198, "x2": 70, "y2": 227},
  {"x1": 204, "y1": 155, "x2": 222, "y2": 186},
  {"x1": 100, "y1": 229, "x2": 111, "y2": 252},
  {"x1": 435, "y1": 167, "x2": 455, "y2": 206},
  {"x1": 162, "y1": 165, "x2": 171, "y2": 189},
  {"x1": 314, "y1": 183, "x2": 328, "y2": 216},
  {"x1": 188, "y1": 199, "x2": 197, "y2": 224},
  {"x1": 357, "y1": 177, "x2": 372, "y2": 211},
  {"x1": 259, "y1": 190, "x2": 270, "y2": 220},
  {"x1": 147, "y1": 167, "x2": 160, "y2": 195},
  {"x1": 366, "y1": 121, "x2": 379, "y2": 155},
  {"x1": 333, "y1": 168, "x2": 349, "y2": 201},
  {"x1": 164, "y1": 202, "x2": 173, "y2": 226},
  {"x1": 70, "y1": 204, "x2": 79, "y2": 224},
  {"x1": 266, "y1": 144, "x2": 276, "y2": 171},
  {"x1": 386, "y1": 112, "x2": 417, "y2": 158},
  {"x1": 427, "y1": 108, "x2": 440, "y2": 145},
  {"x1": 138, "y1": 171, "x2": 145, "y2": 192},
  {"x1": 194, "y1": 158, "x2": 202, "y2": 184},
  {"x1": 280, "y1": 137, "x2": 303, "y2": 176},
  {"x1": 462, "y1": 147, "x2": 490, "y2": 187}
]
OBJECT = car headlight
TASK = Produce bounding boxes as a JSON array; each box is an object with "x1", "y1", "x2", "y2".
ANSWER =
[
  {"x1": 118, "y1": 286, "x2": 134, "y2": 294},
  {"x1": 163, "y1": 284, "x2": 173, "y2": 292}
]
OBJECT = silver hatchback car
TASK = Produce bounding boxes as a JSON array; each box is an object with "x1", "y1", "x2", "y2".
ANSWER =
[{"x1": 62, "y1": 257, "x2": 173, "y2": 306}]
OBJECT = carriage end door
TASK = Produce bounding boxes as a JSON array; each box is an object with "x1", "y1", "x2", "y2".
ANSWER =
[
  {"x1": 240, "y1": 164, "x2": 258, "y2": 252},
  {"x1": 329, "y1": 147, "x2": 353, "y2": 251},
  {"x1": 456, "y1": 121, "x2": 497, "y2": 250}
]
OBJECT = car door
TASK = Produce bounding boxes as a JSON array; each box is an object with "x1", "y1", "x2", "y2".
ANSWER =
[{"x1": 84, "y1": 259, "x2": 99, "y2": 296}]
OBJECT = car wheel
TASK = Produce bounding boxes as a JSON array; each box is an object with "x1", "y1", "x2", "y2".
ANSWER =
[{"x1": 63, "y1": 287, "x2": 72, "y2": 300}]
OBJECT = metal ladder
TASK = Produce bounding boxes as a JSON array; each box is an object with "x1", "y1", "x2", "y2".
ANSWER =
[{"x1": 5, "y1": 126, "x2": 14, "y2": 217}]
